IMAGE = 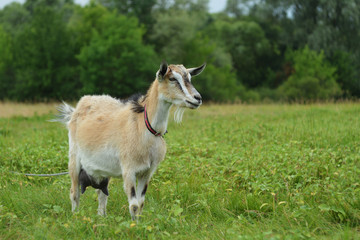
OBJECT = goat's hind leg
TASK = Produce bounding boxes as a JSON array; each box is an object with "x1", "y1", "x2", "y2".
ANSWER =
[
  {"x1": 97, "y1": 177, "x2": 110, "y2": 216},
  {"x1": 96, "y1": 189, "x2": 108, "y2": 216},
  {"x1": 69, "y1": 153, "x2": 80, "y2": 212}
]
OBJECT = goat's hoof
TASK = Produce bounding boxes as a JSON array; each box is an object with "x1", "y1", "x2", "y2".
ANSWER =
[
  {"x1": 97, "y1": 209, "x2": 106, "y2": 216},
  {"x1": 132, "y1": 205, "x2": 138, "y2": 212},
  {"x1": 130, "y1": 204, "x2": 140, "y2": 220}
]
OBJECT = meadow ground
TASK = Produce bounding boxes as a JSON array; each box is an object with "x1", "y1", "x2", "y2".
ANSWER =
[{"x1": 0, "y1": 103, "x2": 359, "y2": 239}]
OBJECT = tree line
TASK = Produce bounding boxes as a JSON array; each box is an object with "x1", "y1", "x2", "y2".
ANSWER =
[{"x1": 0, "y1": 0, "x2": 359, "y2": 102}]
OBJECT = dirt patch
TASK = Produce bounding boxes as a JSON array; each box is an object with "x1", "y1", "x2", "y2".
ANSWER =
[{"x1": 0, "y1": 102, "x2": 59, "y2": 118}]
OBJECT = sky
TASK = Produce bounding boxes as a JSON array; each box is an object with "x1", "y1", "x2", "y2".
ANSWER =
[{"x1": 0, "y1": 0, "x2": 227, "y2": 12}]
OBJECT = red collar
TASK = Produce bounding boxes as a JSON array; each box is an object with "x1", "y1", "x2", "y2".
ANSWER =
[{"x1": 144, "y1": 105, "x2": 166, "y2": 137}]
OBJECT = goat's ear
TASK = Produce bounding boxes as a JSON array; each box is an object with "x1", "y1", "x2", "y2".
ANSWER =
[
  {"x1": 157, "y1": 60, "x2": 168, "y2": 82},
  {"x1": 188, "y1": 63, "x2": 206, "y2": 77}
]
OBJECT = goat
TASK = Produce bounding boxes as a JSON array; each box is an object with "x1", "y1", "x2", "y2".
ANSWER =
[{"x1": 54, "y1": 61, "x2": 206, "y2": 220}]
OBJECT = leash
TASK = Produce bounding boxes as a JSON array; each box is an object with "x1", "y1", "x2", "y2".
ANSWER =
[{"x1": 10, "y1": 171, "x2": 69, "y2": 177}]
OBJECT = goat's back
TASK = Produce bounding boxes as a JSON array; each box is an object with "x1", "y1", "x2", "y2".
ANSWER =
[{"x1": 69, "y1": 95, "x2": 135, "y2": 151}]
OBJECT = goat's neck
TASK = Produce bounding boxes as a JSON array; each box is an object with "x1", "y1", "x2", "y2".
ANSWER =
[{"x1": 143, "y1": 80, "x2": 172, "y2": 136}]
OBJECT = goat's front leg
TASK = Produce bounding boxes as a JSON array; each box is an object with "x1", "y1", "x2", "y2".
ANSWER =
[
  {"x1": 136, "y1": 172, "x2": 151, "y2": 218},
  {"x1": 123, "y1": 171, "x2": 139, "y2": 220}
]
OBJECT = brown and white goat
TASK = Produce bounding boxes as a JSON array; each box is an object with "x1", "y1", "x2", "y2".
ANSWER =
[{"x1": 55, "y1": 61, "x2": 205, "y2": 220}]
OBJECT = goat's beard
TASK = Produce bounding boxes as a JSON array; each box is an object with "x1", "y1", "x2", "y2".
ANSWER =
[{"x1": 174, "y1": 106, "x2": 185, "y2": 123}]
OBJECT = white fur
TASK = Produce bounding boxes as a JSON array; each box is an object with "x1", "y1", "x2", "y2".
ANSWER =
[
  {"x1": 78, "y1": 146, "x2": 122, "y2": 179},
  {"x1": 97, "y1": 189, "x2": 108, "y2": 215},
  {"x1": 173, "y1": 71, "x2": 192, "y2": 99},
  {"x1": 174, "y1": 106, "x2": 185, "y2": 123},
  {"x1": 150, "y1": 97, "x2": 172, "y2": 136}
]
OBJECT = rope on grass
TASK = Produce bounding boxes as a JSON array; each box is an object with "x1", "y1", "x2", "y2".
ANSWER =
[{"x1": 10, "y1": 171, "x2": 69, "y2": 177}]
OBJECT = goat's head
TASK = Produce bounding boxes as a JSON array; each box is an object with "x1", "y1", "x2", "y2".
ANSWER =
[{"x1": 156, "y1": 61, "x2": 206, "y2": 109}]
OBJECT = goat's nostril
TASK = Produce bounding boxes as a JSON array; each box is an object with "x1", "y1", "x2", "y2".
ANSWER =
[{"x1": 194, "y1": 95, "x2": 202, "y2": 102}]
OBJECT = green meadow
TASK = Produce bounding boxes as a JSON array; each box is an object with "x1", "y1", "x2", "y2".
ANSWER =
[{"x1": 0, "y1": 103, "x2": 360, "y2": 239}]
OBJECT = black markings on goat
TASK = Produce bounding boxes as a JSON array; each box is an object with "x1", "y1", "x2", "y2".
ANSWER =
[
  {"x1": 159, "y1": 61, "x2": 168, "y2": 77},
  {"x1": 131, "y1": 187, "x2": 136, "y2": 198},
  {"x1": 142, "y1": 184, "x2": 148, "y2": 196},
  {"x1": 182, "y1": 73, "x2": 191, "y2": 85},
  {"x1": 131, "y1": 102, "x2": 145, "y2": 113},
  {"x1": 79, "y1": 168, "x2": 109, "y2": 196},
  {"x1": 175, "y1": 81, "x2": 185, "y2": 94},
  {"x1": 123, "y1": 93, "x2": 146, "y2": 113}
]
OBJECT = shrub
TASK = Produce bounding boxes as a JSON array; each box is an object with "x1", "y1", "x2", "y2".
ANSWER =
[{"x1": 278, "y1": 46, "x2": 341, "y2": 101}]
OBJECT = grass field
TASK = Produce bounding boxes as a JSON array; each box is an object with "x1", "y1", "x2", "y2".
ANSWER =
[{"x1": 0, "y1": 103, "x2": 360, "y2": 239}]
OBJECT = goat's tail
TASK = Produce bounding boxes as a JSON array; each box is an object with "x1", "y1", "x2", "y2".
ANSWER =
[{"x1": 50, "y1": 101, "x2": 74, "y2": 125}]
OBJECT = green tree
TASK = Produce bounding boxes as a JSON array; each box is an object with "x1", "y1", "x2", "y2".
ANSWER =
[
  {"x1": 77, "y1": 9, "x2": 158, "y2": 97},
  {"x1": 98, "y1": 0, "x2": 156, "y2": 26},
  {"x1": 271, "y1": 0, "x2": 360, "y2": 96},
  {"x1": 24, "y1": 0, "x2": 75, "y2": 14},
  {"x1": 12, "y1": 5, "x2": 77, "y2": 101},
  {"x1": 245, "y1": 1, "x2": 295, "y2": 88},
  {"x1": 0, "y1": 2, "x2": 30, "y2": 36},
  {"x1": 149, "y1": 2, "x2": 211, "y2": 59},
  {"x1": 0, "y1": 25, "x2": 14, "y2": 99},
  {"x1": 97, "y1": 0, "x2": 157, "y2": 41},
  {"x1": 67, "y1": 2, "x2": 108, "y2": 52},
  {"x1": 169, "y1": 0, "x2": 209, "y2": 12},
  {"x1": 330, "y1": 51, "x2": 359, "y2": 97},
  {"x1": 0, "y1": 26, "x2": 12, "y2": 74},
  {"x1": 150, "y1": 10, "x2": 201, "y2": 61},
  {"x1": 225, "y1": 0, "x2": 251, "y2": 17},
  {"x1": 183, "y1": 34, "x2": 239, "y2": 102},
  {"x1": 279, "y1": 46, "x2": 340, "y2": 101},
  {"x1": 227, "y1": 0, "x2": 360, "y2": 98},
  {"x1": 206, "y1": 19, "x2": 273, "y2": 88}
]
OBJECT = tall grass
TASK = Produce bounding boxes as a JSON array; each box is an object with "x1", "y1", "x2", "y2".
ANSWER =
[{"x1": 1, "y1": 103, "x2": 359, "y2": 239}]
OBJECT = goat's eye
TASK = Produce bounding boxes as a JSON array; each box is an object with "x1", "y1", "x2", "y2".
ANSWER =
[{"x1": 169, "y1": 77, "x2": 177, "y2": 82}]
